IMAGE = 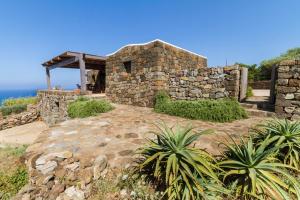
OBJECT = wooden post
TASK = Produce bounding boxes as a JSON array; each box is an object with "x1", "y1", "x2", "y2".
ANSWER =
[
  {"x1": 79, "y1": 54, "x2": 87, "y2": 93},
  {"x1": 239, "y1": 67, "x2": 248, "y2": 102},
  {"x1": 46, "y1": 67, "x2": 51, "y2": 90}
]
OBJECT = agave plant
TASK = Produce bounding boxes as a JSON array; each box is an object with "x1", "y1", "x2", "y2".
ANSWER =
[
  {"x1": 219, "y1": 136, "x2": 300, "y2": 200},
  {"x1": 253, "y1": 118, "x2": 300, "y2": 169},
  {"x1": 138, "y1": 122, "x2": 224, "y2": 200}
]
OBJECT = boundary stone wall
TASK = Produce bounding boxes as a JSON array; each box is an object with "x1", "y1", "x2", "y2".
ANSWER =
[
  {"x1": 0, "y1": 105, "x2": 39, "y2": 131},
  {"x1": 168, "y1": 65, "x2": 240, "y2": 100},
  {"x1": 275, "y1": 60, "x2": 300, "y2": 120}
]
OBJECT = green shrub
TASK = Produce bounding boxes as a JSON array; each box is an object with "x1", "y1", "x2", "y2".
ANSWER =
[
  {"x1": 218, "y1": 136, "x2": 300, "y2": 199},
  {"x1": 154, "y1": 91, "x2": 248, "y2": 123},
  {"x1": 253, "y1": 118, "x2": 300, "y2": 169},
  {"x1": 0, "y1": 104, "x2": 27, "y2": 116},
  {"x1": 246, "y1": 86, "x2": 254, "y2": 97},
  {"x1": 0, "y1": 166, "x2": 28, "y2": 200},
  {"x1": 3, "y1": 97, "x2": 37, "y2": 107},
  {"x1": 67, "y1": 99, "x2": 113, "y2": 118},
  {"x1": 138, "y1": 122, "x2": 226, "y2": 199}
]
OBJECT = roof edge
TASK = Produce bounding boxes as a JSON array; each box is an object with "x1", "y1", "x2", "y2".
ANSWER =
[{"x1": 106, "y1": 39, "x2": 207, "y2": 59}]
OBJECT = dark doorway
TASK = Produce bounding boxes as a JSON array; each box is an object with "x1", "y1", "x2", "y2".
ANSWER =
[{"x1": 87, "y1": 67, "x2": 106, "y2": 93}]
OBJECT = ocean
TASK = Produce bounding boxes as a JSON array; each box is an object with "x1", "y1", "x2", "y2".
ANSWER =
[{"x1": 0, "y1": 89, "x2": 37, "y2": 106}]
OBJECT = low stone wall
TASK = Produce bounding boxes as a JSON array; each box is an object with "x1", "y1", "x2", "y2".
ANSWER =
[
  {"x1": 248, "y1": 80, "x2": 271, "y2": 89},
  {"x1": 168, "y1": 65, "x2": 241, "y2": 100},
  {"x1": 0, "y1": 105, "x2": 39, "y2": 131},
  {"x1": 38, "y1": 90, "x2": 108, "y2": 126},
  {"x1": 16, "y1": 151, "x2": 108, "y2": 200},
  {"x1": 38, "y1": 90, "x2": 80, "y2": 126},
  {"x1": 275, "y1": 60, "x2": 300, "y2": 120}
]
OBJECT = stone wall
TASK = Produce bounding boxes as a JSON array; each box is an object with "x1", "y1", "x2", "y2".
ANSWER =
[
  {"x1": 106, "y1": 40, "x2": 208, "y2": 107},
  {"x1": 275, "y1": 60, "x2": 300, "y2": 120},
  {"x1": 38, "y1": 90, "x2": 80, "y2": 126},
  {"x1": 0, "y1": 105, "x2": 39, "y2": 131},
  {"x1": 38, "y1": 90, "x2": 108, "y2": 126},
  {"x1": 168, "y1": 65, "x2": 241, "y2": 100}
]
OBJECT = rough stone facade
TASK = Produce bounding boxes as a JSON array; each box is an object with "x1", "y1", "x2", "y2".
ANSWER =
[
  {"x1": 105, "y1": 40, "x2": 242, "y2": 106},
  {"x1": 38, "y1": 90, "x2": 80, "y2": 126},
  {"x1": 106, "y1": 40, "x2": 242, "y2": 107},
  {"x1": 0, "y1": 105, "x2": 39, "y2": 131},
  {"x1": 15, "y1": 151, "x2": 108, "y2": 200},
  {"x1": 168, "y1": 65, "x2": 240, "y2": 100},
  {"x1": 275, "y1": 60, "x2": 300, "y2": 120}
]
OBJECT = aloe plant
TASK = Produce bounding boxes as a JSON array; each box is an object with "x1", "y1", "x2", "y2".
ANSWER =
[
  {"x1": 138, "y1": 123, "x2": 224, "y2": 200},
  {"x1": 253, "y1": 118, "x2": 300, "y2": 169},
  {"x1": 219, "y1": 136, "x2": 300, "y2": 200}
]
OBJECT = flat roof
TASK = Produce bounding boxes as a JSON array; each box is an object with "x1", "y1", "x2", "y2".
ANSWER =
[{"x1": 42, "y1": 51, "x2": 106, "y2": 70}]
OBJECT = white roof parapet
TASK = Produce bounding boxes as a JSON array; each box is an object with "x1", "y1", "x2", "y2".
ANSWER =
[{"x1": 106, "y1": 39, "x2": 207, "y2": 59}]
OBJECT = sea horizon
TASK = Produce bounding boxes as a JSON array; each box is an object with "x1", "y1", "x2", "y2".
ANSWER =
[{"x1": 0, "y1": 89, "x2": 38, "y2": 106}]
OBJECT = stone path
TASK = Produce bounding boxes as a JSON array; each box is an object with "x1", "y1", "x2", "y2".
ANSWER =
[
  {"x1": 0, "y1": 121, "x2": 48, "y2": 146},
  {"x1": 27, "y1": 104, "x2": 268, "y2": 168}
]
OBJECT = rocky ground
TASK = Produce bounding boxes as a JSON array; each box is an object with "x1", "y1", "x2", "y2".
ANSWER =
[{"x1": 14, "y1": 104, "x2": 269, "y2": 200}]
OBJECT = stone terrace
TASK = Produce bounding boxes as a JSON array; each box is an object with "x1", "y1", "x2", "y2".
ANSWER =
[
  {"x1": 27, "y1": 104, "x2": 267, "y2": 168},
  {"x1": 19, "y1": 104, "x2": 269, "y2": 199}
]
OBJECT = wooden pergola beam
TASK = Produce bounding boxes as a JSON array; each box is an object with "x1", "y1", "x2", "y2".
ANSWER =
[{"x1": 47, "y1": 56, "x2": 79, "y2": 70}]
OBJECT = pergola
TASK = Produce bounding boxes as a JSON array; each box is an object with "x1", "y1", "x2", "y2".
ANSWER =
[{"x1": 42, "y1": 51, "x2": 106, "y2": 93}]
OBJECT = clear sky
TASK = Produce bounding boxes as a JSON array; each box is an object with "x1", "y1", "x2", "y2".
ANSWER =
[{"x1": 0, "y1": 0, "x2": 299, "y2": 90}]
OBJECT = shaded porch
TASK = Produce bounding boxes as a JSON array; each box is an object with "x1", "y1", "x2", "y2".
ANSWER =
[{"x1": 42, "y1": 51, "x2": 107, "y2": 94}]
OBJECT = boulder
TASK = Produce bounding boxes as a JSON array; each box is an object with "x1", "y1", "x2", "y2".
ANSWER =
[
  {"x1": 64, "y1": 186, "x2": 85, "y2": 200},
  {"x1": 36, "y1": 161, "x2": 57, "y2": 175}
]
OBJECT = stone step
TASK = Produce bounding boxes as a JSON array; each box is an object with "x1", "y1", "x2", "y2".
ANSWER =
[
  {"x1": 240, "y1": 103, "x2": 257, "y2": 109},
  {"x1": 245, "y1": 108, "x2": 275, "y2": 118}
]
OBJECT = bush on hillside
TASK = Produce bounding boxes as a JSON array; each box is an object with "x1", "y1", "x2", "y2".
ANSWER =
[
  {"x1": 0, "y1": 104, "x2": 27, "y2": 116},
  {"x1": 3, "y1": 97, "x2": 37, "y2": 107},
  {"x1": 154, "y1": 91, "x2": 247, "y2": 122},
  {"x1": 67, "y1": 98, "x2": 113, "y2": 118}
]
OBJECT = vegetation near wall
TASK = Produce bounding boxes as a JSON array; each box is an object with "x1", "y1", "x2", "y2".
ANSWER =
[
  {"x1": 0, "y1": 104, "x2": 27, "y2": 116},
  {"x1": 238, "y1": 47, "x2": 300, "y2": 82},
  {"x1": 0, "y1": 97, "x2": 37, "y2": 117},
  {"x1": 154, "y1": 91, "x2": 247, "y2": 122},
  {"x1": 67, "y1": 97, "x2": 114, "y2": 118},
  {"x1": 3, "y1": 97, "x2": 37, "y2": 107}
]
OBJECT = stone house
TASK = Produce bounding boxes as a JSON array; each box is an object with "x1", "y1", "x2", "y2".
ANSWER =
[
  {"x1": 41, "y1": 39, "x2": 245, "y2": 124},
  {"x1": 90, "y1": 39, "x2": 242, "y2": 107}
]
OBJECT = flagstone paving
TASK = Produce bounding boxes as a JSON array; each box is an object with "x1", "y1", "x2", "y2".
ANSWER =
[{"x1": 26, "y1": 104, "x2": 269, "y2": 169}]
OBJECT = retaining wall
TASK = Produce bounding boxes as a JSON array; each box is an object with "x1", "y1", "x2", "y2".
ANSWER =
[{"x1": 0, "y1": 105, "x2": 39, "y2": 131}]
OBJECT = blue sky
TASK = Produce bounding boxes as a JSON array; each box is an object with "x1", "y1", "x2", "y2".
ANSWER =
[{"x1": 0, "y1": 0, "x2": 299, "y2": 90}]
